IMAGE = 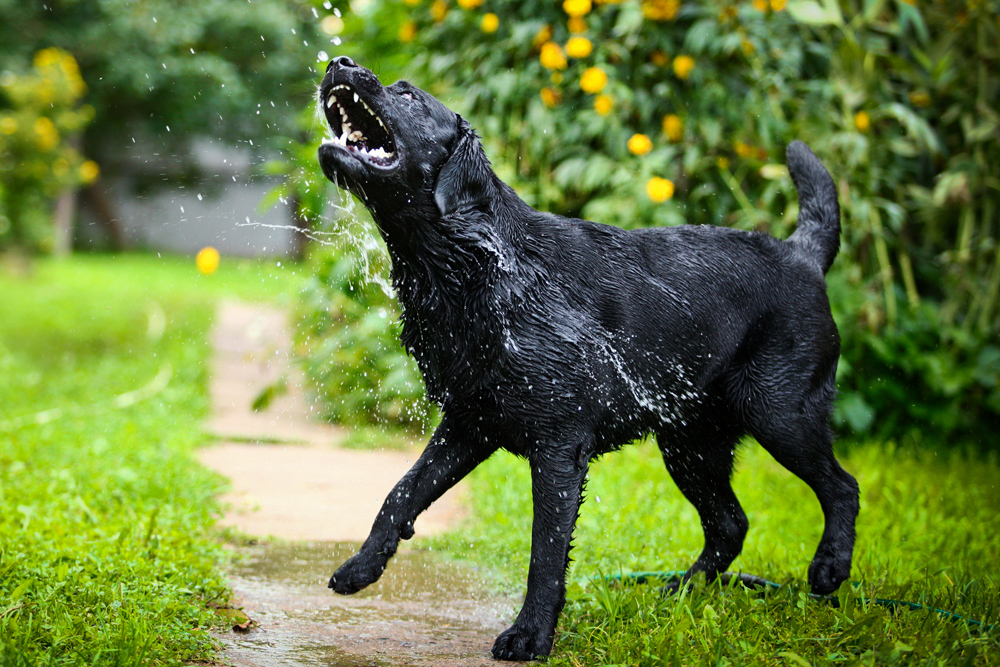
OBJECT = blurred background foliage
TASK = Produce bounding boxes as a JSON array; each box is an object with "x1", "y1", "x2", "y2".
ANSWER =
[
  {"x1": 1, "y1": 0, "x2": 996, "y2": 448},
  {"x1": 0, "y1": 0, "x2": 325, "y2": 253},
  {"x1": 292, "y1": 0, "x2": 1000, "y2": 447},
  {"x1": 297, "y1": 243, "x2": 438, "y2": 432},
  {"x1": 0, "y1": 48, "x2": 97, "y2": 251},
  {"x1": 0, "y1": 0, "x2": 325, "y2": 159}
]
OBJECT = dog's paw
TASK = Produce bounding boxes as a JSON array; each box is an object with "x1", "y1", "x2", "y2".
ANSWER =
[
  {"x1": 660, "y1": 578, "x2": 685, "y2": 596},
  {"x1": 808, "y1": 549, "x2": 851, "y2": 596},
  {"x1": 491, "y1": 624, "x2": 550, "y2": 661},
  {"x1": 328, "y1": 552, "x2": 387, "y2": 595}
]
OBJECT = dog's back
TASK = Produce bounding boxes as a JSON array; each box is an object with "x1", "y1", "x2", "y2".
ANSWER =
[{"x1": 493, "y1": 144, "x2": 841, "y2": 456}]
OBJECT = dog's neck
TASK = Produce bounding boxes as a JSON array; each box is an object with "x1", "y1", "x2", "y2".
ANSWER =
[
  {"x1": 376, "y1": 130, "x2": 531, "y2": 301},
  {"x1": 367, "y1": 137, "x2": 539, "y2": 405}
]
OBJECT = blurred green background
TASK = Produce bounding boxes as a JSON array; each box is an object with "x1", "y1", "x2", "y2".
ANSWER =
[{"x1": 2, "y1": 0, "x2": 998, "y2": 447}]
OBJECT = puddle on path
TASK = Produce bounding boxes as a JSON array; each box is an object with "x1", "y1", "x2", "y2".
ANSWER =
[{"x1": 218, "y1": 541, "x2": 521, "y2": 667}]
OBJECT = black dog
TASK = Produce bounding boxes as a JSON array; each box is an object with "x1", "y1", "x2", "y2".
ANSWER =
[{"x1": 317, "y1": 56, "x2": 859, "y2": 661}]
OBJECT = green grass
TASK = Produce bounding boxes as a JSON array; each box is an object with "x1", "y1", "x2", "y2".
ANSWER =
[
  {"x1": 0, "y1": 254, "x2": 303, "y2": 666},
  {"x1": 432, "y1": 441, "x2": 1000, "y2": 665}
]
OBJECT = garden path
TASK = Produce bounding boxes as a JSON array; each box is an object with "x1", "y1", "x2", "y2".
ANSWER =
[
  {"x1": 197, "y1": 300, "x2": 514, "y2": 667},
  {"x1": 198, "y1": 299, "x2": 463, "y2": 541}
]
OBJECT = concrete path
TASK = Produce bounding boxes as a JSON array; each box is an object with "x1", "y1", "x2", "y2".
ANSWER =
[{"x1": 198, "y1": 300, "x2": 464, "y2": 541}]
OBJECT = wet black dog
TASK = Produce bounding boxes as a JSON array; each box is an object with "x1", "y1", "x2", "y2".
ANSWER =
[{"x1": 317, "y1": 56, "x2": 859, "y2": 661}]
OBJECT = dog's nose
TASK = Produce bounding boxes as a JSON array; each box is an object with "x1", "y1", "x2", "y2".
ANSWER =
[{"x1": 327, "y1": 56, "x2": 358, "y2": 72}]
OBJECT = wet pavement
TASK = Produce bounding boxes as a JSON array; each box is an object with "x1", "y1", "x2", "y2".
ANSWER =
[{"x1": 218, "y1": 541, "x2": 519, "y2": 667}]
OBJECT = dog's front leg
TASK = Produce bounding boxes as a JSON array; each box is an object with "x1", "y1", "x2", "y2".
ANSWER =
[
  {"x1": 329, "y1": 415, "x2": 493, "y2": 595},
  {"x1": 492, "y1": 444, "x2": 589, "y2": 661}
]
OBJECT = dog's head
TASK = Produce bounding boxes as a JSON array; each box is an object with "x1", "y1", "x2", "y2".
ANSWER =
[{"x1": 318, "y1": 57, "x2": 490, "y2": 225}]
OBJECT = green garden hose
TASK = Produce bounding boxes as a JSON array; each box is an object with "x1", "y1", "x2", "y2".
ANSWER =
[{"x1": 602, "y1": 570, "x2": 996, "y2": 632}]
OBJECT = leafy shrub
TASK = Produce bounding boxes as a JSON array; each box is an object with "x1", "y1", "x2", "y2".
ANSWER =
[
  {"x1": 296, "y1": 224, "x2": 437, "y2": 432},
  {"x1": 0, "y1": 48, "x2": 97, "y2": 252},
  {"x1": 292, "y1": 0, "x2": 999, "y2": 446}
]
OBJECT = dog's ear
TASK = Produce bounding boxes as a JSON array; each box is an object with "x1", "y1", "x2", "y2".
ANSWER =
[{"x1": 434, "y1": 116, "x2": 494, "y2": 217}]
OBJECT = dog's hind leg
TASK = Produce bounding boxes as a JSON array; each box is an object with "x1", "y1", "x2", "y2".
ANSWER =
[
  {"x1": 329, "y1": 414, "x2": 495, "y2": 595},
  {"x1": 743, "y1": 376, "x2": 860, "y2": 596},
  {"x1": 658, "y1": 419, "x2": 748, "y2": 587},
  {"x1": 492, "y1": 439, "x2": 590, "y2": 661}
]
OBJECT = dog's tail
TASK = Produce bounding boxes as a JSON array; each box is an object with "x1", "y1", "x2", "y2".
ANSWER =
[{"x1": 786, "y1": 140, "x2": 840, "y2": 274}]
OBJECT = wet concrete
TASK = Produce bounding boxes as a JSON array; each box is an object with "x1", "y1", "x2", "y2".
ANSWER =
[{"x1": 218, "y1": 541, "x2": 520, "y2": 667}]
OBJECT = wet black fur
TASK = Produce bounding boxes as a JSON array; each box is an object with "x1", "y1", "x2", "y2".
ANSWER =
[{"x1": 318, "y1": 57, "x2": 860, "y2": 661}]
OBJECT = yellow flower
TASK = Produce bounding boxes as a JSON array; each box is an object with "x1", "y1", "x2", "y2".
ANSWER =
[
  {"x1": 579, "y1": 67, "x2": 608, "y2": 94},
  {"x1": 642, "y1": 0, "x2": 680, "y2": 20},
  {"x1": 79, "y1": 160, "x2": 100, "y2": 184},
  {"x1": 539, "y1": 41, "x2": 568, "y2": 70},
  {"x1": 481, "y1": 12, "x2": 499, "y2": 32},
  {"x1": 909, "y1": 90, "x2": 931, "y2": 108},
  {"x1": 457, "y1": 0, "x2": 482, "y2": 8},
  {"x1": 650, "y1": 50, "x2": 670, "y2": 67},
  {"x1": 752, "y1": 0, "x2": 768, "y2": 10},
  {"x1": 33, "y1": 117, "x2": 59, "y2": 151},
  {"x1": 662, "y1": 114, "x2": 683, "y2": 142},
  {"x1": 594, "y1": 94, "x2": 613, "y2": 115},
  {"x1": 646, "y1": 177, "x2": 675, "y2": 202},
  {"x1": 770, "y1": 0, "x2": 787, "y2": 9},
  {"x1": 534, "y1": 24, "x2": 553, "y2": 47},
  {"x1": 431, "y1": 0, "x2": 448, "y2": 21},
  {"x1": 399, "y1": 20, "x2": 417, "y2": 42},
  {"x1": 563, "y1": 0, "x2": 592, "y2": 17},
  {"x1": 672, "y1": 54, "x2": 695, "y2": 79},
  {"x1": 568, "y1": 16, "x2": 587, "y2": 33},
  {"x1": 0, "y1": 116, "x2": 17, "y2": 135},
  {"x1": 566, "y1": 36, "x2": 593, "y2": 58},
  {"x1": 196, "y1": 247, "x2": 221, "y2": 276},
  {"x1": 716, "y1": 156, "x2": 730, "y2": 170},
  {"x1": 540, "y1": 87, "x2": 561, "y2": 108},
  {"x1": 404, "y1": 0, "x2": 420, "y2": 6},
  {"x1": 854, "y1": 110, "x2": 871, "y2": 133},
  {"x1": 33, "y1": 47, "x2": 61, "y2": 69},
  {"x1": 741, "y1": 39, "x2": 755, "y2": 55},
  {"x1": 628, "y1": 133, "x2": 653, "y2": 156},
  {"x1": 734, "y1": 140, "x2": 755, "y2": 158}
]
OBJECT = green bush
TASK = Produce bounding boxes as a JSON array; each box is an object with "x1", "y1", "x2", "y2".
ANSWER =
[
  {"x1": 292, "y1": 0, "x2": 999, "y2": 446},
  {"x1": 0, "y1": 48, "x2": 96, "y2": 252},
  {"x1": 296, "y1": 228, "x2": 437, "y2": 432}
]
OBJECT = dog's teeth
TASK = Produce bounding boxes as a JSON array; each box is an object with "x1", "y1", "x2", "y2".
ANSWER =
[
  {"x1": 348, "y1": 130, "x2": 364, "y2": 142},
  {"x1": 327, "y1": 94, "x2": 335, "y2": 108},
  {"x1": 353, "y1": 92, "x2": 359, "y2": 103}
]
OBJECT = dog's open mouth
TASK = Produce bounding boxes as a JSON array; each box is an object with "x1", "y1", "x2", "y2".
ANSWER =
[{"x1": 322, "y1": 84, "x2": 397, "y2": 167}]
